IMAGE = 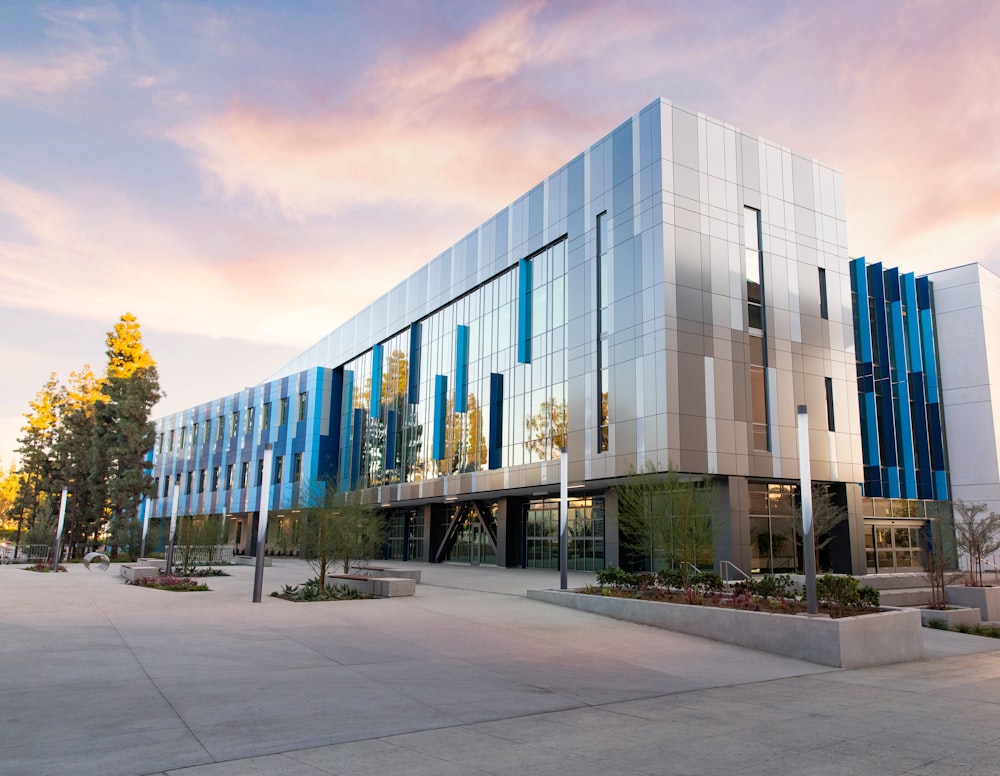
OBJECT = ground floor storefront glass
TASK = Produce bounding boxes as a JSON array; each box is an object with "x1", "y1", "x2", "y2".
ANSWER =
[
  {"x1": 524, "y1": 496, "x2": 604, "y2": 571},
  {"x1": 749, "y1": 482, "x2": 798, "y2": 574},
  {"x1": 387, "y1": 510, "x2": 425, "y2": 562}
]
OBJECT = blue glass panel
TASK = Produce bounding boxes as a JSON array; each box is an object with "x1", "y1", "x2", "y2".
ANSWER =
[
  {"x1": 408, "y1": 322, "x2": 422, "y2": 404},
  {"x1": 350, "y1": 408, "x2": 364, "y2": 490},
  {"x1": 489, "y1": 372, "x2": 503, "y2": 470},
  {"x1": 518, "y1": 257, "x2": 532, "y2": 364},
  {"x1": 385, "y1": 409, "x2": 397, "y2": 470},
  {"x1": 455, "y1": 325, "x2": 469, "y2": 413},
  {"x1": 370, "y1": 344, "x2": 384, "y2": 419},
  {"x1": 433, "y1": 375, "x2": 447, "y2": 460}
]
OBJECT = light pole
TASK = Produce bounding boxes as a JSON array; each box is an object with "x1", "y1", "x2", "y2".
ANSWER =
[
  {"x1": 797, "y1": 405, "x2": 818, "y2": 614},
  {"x1": 252, "y1": 445, "x2": 274, "y2": 602},
  {"x1": 51, "y1": 487, "x2": 68, "y2": 571},
  {"x1": 559, "y1": 446, "x2": 568, "y2": 590}
]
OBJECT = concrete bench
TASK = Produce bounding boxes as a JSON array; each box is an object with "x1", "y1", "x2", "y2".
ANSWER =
[
  {"x1": 137, "y1": 558, "x2": 166, "y2": 570},
  {"x1": 331, "y1": 574, "x2": 416, "y2": 597},
  {"x1": 351, "y1": 565, "x2": 421, "y2": 583},
  {"x1": 121, "y1": 564, "x2": 159, "y2": 582}
]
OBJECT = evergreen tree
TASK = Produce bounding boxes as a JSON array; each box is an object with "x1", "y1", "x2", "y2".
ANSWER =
[
  {"x1": 100, "y1": 313, "x2": 161, "y2": 560},
  {"x1": 13, "y1": 375, "x2": 65, "y2": 539}
]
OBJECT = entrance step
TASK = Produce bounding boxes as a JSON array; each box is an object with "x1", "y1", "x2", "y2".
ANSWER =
[
  {"x1": 856, "y1": 572, "x2": 931, "y2": 591},
  {"x1": 878, "y1": 588, "x2": 932, "y2": 607}
]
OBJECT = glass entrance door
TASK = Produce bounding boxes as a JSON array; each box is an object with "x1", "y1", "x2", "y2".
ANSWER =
[{"x1": 865, "y1": 523, "x2": 924, "y2": 573}]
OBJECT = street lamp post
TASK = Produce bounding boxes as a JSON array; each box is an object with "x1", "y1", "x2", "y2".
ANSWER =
[{"x1": 797, "y1": 405, "x2": 818, "y2": 615}]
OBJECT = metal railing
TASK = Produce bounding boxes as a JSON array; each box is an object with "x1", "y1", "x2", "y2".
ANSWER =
[{"x1": 719, "y1": 559, "x2": 751, "y2": 584}]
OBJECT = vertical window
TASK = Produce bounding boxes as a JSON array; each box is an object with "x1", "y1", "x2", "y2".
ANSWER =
[
  {"x1": 256, "y1": 459, "x2": 264, "y2": 487},
  {"x1": 192, "y1": 423, "x2": 199, "y2": 447},
  {"x1": 245, "y1": 406, "x2": 255, "y2": 435},
  {"x1": 819, "y1": 267, "x2": 829, "y2": 320},
  {"x1": 825, "y1": 376, "x2": 836, "y2": 431},
  {"x1": 231, "y1": 411, "x2": 239, "y2": 437},
  {"x1": 225, "y1": 464, "x2": 234, "y2": 490},
  {"x1": 163, "y1": 478, "x2": 170, "y2": 498},
  {"x1": 179, "y1": 427, "x2": 187, "y2": 450},
  {"x1": 749, "y1": 335, "x2": 769, "y2": 451},
  {"x1": 745, "y1": 207, "x2": 770, "y2": 451},
  {"x1": 262, "y1": 402, "x2": 271, "y2": 431},
  {"x1": 745, "y1": 207, "x2": 763, "y2": 330},
  {"x1": 596, "y1": 211, "x2": 610, "y2": 453},
  {"x1": 274, "y1": 455, "x2": 283, "y2": 484},
  {"x1": 153, "y1": 477, "x2": 160, "y2": 498},
  {"x1": 216, "y1": 416, "x2": 224, "y2": 441},
  {"x1": 212, "y1": 466, "x2": 220, "y2": 492},
  {"x1": 201, "y1": 422, "x2": 210, "y2": 444},
  {"x1": 167, "y1": 429, "x2": 174, "y2": 452},
  {"x1": 298, "y1": 392, "x2": 307, "y2": 422},
  {"x1": 198, "y1": 469, "x2": 206, "y2": 493},
  {"x1": 279, "y1": 397, "x2": 289, "y2": 426},
  {"x1": 240, "y1": 462, "x2": 250, "y2": 489},
  {"x1": 292, "y1": 452, "x2": 303, "y2": 482},
  {"x1": 155, "y1": 434, "x2": 162, "y2": 454}
]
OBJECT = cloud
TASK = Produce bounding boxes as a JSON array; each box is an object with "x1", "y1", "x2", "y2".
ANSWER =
[
  {"x1": 165, "y1": 1, "x2": 663, "y2": 221},
  {"x1": 0, "y1": 3, "x2": 123, "y2": 101}
]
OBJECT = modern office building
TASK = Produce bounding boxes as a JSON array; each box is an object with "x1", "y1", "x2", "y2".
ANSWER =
[
  {"x1": 149, "y1": 97, "x2": 913, "y2": 576},
  {"x1": 926, "y1": 263, "x2": 1000, "y2": 518}
]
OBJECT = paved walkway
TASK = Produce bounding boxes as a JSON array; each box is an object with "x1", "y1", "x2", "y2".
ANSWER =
[{"x1": 3, "y1": 560, "x2": 1000, "y2": 775}]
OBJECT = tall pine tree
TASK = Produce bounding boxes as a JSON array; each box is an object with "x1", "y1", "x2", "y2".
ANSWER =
[{"x1": 100, "y1": 313, "x2": 161, "y2": 559}]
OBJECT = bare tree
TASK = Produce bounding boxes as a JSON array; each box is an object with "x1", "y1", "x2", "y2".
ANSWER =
[
  {"x1": 298, "y1": 480, "x2": 387, "y2": 588},
  {"x1": 954, "y1": 500, "x2": 1000, "y2": 586}
]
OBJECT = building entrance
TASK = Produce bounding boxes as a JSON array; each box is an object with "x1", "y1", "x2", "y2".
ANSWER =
[
  {"x1": 865, "y1": 522, "x2": 925, "y2": 573},
  {"x1": 434, "y1": 502, "x2": 497, "y2": 565}
]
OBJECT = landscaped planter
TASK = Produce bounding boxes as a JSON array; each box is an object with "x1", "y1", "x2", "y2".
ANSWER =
[
  {"x1": 527, "y1": 589, "x2": 923, "y2": 669},
  {"x1": 945, "y1": 585, "x2": 1000, "y2": 622},
  {"x1": 920, "y1": 606, "x2": 983, "y2": 628}
]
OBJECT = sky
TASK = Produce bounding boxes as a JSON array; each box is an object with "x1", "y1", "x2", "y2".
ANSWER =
[{"x1": 2, "y1": 0, "x2": 999, "y2": 467}]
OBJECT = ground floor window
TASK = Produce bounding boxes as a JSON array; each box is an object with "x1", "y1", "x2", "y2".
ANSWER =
[
  {"x1": 524, "y1": 496, "x2": 604, "y2": 571},
  {"x1": 749, "y1": 482, "x2": 798, "y2": 574},
  {"x1": 387, "y1": 511, "x2": 425, "y2": 562}
]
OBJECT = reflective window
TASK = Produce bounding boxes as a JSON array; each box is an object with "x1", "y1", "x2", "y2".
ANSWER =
[
  {"x1": 298, "y1": 392, "x2": 307, "y2": 422},
  {"x1": 337, "y1": 238, "x2": 568, "y2": 491},
  {"x1": 596, "y1": 211, "x2": 610, "y2": 453},
  {"x1": 261, "y1": 402, "x2": 271, "y2": 431},
  {"x1": 245, "y1": 406, "x2": 255, "y2": 435},
  {"x1": 279, "y1": 397, "x2": 289, "y2": 426},
  {"x1": 745, "y1": 207, "x2": 769, "y2": 451},
  {"x1": 749, "y1": 482, "x2": 798, "y2": 573},
  {"x1": 240, "y1": 462, "x2": 249, "y2": 489}
]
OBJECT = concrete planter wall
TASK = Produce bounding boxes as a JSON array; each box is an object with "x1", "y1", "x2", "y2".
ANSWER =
[
  {"x1": 920, "y1": 606, "x2": 982, "y2": 628},
  {"x1": 527, "y1": 589, "x2": 923, "y2": 669},
  {"x1": 945, "y1": 585, "x2": 1000, "y2": 621}
]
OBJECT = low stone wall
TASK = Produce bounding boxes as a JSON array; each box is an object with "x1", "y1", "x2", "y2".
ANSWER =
[
  {"x1": 331, "y1": 574, "x2": 415, "y2": 598},
  {"x1": 120, "y1": 564, "x2": 159, "y2": 582},
  {"x1": 527, "y1": 589, "x2": 924, "y2": 669},
  {"x1": 946, "y1": 585, "x2": 1000, "y2": 621},
  {"x1": 920, "y1": 606, "x2": 982, "y2": 628},
  {"x1": 350, "y1": 565, "x2": 422, "y2": 583}
]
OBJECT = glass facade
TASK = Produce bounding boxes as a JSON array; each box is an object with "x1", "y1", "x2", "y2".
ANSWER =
[
  {"x1": 525, "y1": 496, "x2": 605, "y2": 571},
  {"x1": 337, "y1": 239, "x2": 568, "y2": 491},
  {"x1": 749, "y1": 482, "x2": 797, "y2": 573}
]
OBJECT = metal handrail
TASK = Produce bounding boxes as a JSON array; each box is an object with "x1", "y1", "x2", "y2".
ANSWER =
[
  {"x1": 719, "y1": 559, "x2": 751, "y2": 584},
  {"x1": 983, "y1": 557, "x2": 1000, "y2": 580}
]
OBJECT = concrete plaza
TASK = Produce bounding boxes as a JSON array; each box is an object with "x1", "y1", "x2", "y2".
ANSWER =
[{"x1": 3, "y1": 559, "x2": 1000, "y2": 776}]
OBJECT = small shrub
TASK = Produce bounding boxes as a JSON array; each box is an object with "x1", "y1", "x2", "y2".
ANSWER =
[
  {"x1": 924, "y1": 618, "x2": 950, "y2": 630},
  {"x1": 691, "y1": 571, "x2": 724, "y2": 595},
  {"x1": 131, "y1": 575, "x2": 209, "y2": 591},
  {"x1": 656, "y1": 568, "x2": 685, "y2": 590},
  {"x1": 857, "y1": 585, "x2": 880, "y2": 609},
  {"x1": 25, "y1": 562, "x2": 67, "y2": 573},
  {"x1": 596, "y1": 566, "x2": 635, "y2": 590},
  {"x1": 270, "y1": 581, "x2": 368, "y2": 602}
]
